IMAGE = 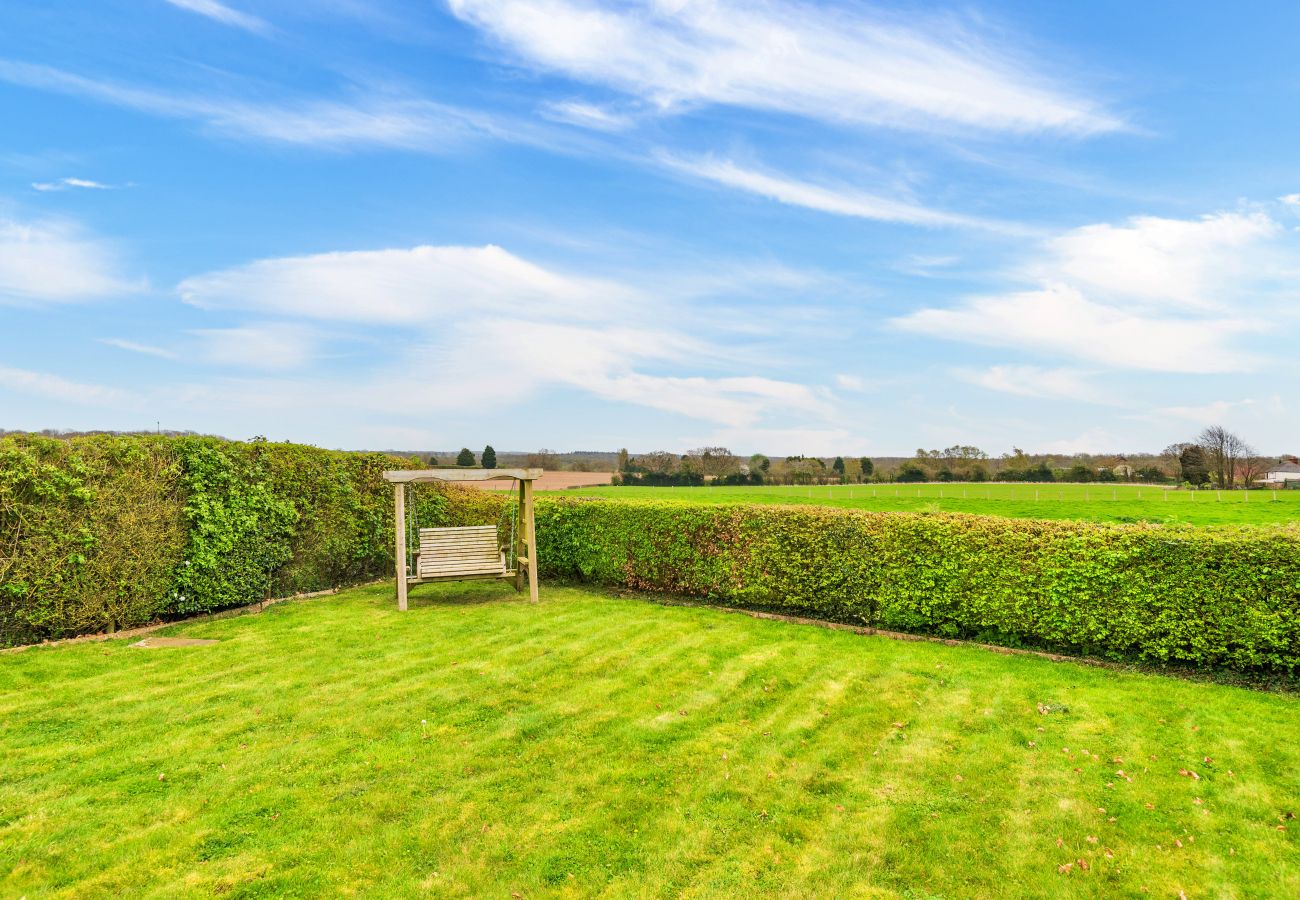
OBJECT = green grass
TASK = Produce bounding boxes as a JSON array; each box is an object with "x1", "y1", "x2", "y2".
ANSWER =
[
  {"x1": 3, "y1": 582, "x2": 1297, "y2": 897},
  {"x1": 573, "y1": 482, "x2": 1300, "y2": 526}
]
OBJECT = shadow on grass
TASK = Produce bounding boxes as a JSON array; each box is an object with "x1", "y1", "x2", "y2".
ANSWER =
[{"x1": 403, "y1": 580, "x2": 525, "y2": 608}]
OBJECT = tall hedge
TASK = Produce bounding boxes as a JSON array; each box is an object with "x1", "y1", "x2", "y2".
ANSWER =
[
  {"x1": 536, "y1": 498, "x2": 1300, "y2": 672},
  {"x1": 0, "y1": 434, "x2": 477, "y2": 645}
]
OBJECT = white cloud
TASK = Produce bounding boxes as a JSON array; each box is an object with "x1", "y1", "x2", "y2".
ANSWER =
[
  {"x1": 173, "y1": 243, "x2": 838, "y2": 429},
  {"x1": 1153, "y1": 398, "x2": 1261, "y2": 424},
  {"x1": 32, "y1": 177, "x2": 114, "y2": 192},
  {"x1": 1036, "y1": 428, "x2": 1124, "y2": 455},
  {"x1": 449, "y1": 0, "x2": 1120, "y2": 135},
  {"x1": 0, "y1": 61, "x2": 536, "y2": 152},
  {"x1": 539, "y1": 100, "x2": 633, "y2": 131},
  {"x1": 956, "y1": 365, "x2": 1110, "y2": 404},
  {"x1": 100, "y1": 338, "x2": 178, "y2": 359},
  {"x1": 684, "y1": 426, "x2": 865, "y2": 457},
  {"x1": 659, "y1": 154, "x2": 1012, "y2": 231},
  {"x1": 177, "y1": 243, "x2": 638, "y2": 323},
  {"x1": 163, "y1": 0, "x2": 269, "y2": 34},
  {"x1": 893, "y1": 205, "x2": 1293, "y2": 375},
  {"x1": 192, "y1": 324, "x2": 318, "y2": 370},
  {"x1": 894, "y1": 282, "x2": 1256, "y2": 373},
  {"x1": 1034, "y1": 211, "x2": 1279, "y2": 309},
  {"x1": 834, "y1": 374, "x2": 867, "y2": 392},
  {"x1": 0, "y1": 216, "x2": 142, "y2": 304},
  {"x1": 1279, "y1": 194, "x2": 1300, "y2": 208},
  {"x1": 0, "y1": 365, "x2": 136, "y2": 407}
]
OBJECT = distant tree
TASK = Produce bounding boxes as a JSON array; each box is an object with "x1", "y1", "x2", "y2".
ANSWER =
[
  {"x1": 895, "y1": 462, "x2": 927, "y2": 483},
  {"x1": 1135, "y1": 465, "x2": 1170, "y2": 483},
  {"x1": 1097, "y1": 467, "x2": 1117, "y2": 483},
  {"x1": 688, "y1": 446, "x2": 740, "y2": 480},
  {"x1": 526, "y1": 448, "x2": 559, "y2": 469},
  {"x1": 481, "y1": 445, "x2": 497, "y2": 469},
  {"x1": 1239, "y1": 454, "x2": 1268, "y2": 488},
  {"x1": 749, "y1": 453, "x2": 771, "y2": 474},
  {"x1": 616, "y1": 448, "x2": 630, "y2": 472},
  {"x1": 1066, "y1": 463, "x2": 1094, "y2": 483},
  {"x1": 1197, "y1": 426, "x2": 1252, "y2": 487},
  {"x1": 1178, "y1": 445, "x2": 1210, "y2": 486},
  {"x1": 858, "y1": 457, "x2": 874, "y2": 481},
  {"x1": 634, "y1": 450, "x2": 678, "y2": 475},
  {"x1": 427, "y1": 455, "x2": 439, "y2": 466},
  {"x1": 832, "y1": 456, "x2": 846, "y2": 480},
  {"x1": 780, "y1": 455, "x2": 826, "y2": 485},
  {"x1": 456, "y1": 447, "x2": 476, "y2": 467}
]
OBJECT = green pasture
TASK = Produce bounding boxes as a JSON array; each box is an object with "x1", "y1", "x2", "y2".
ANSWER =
[
  {"x1": 572, "y1": 482, "x2": 1300, "y2": 526},
  {"x1": 3, "y1": 582, "x2": 1297, "y2": 897}
]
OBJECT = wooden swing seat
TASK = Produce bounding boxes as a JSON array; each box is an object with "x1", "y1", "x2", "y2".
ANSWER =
[
  {"x1": 416, "y1": 525, "x2": 507, "y2": 579},
  {"x1": 382, "y1": 467, "x2": 542, "y2": 608}
]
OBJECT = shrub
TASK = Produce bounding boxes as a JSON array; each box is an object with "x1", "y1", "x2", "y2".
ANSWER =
[
  {"x1": 0, "y1": 434, "x2": 446, "y2": 645},
  {"x1": 0, "y1": 434, "x2": 186, "y2": 643},
  {"x1": 536, "y1": 498, "x2": 1300, "y2": 672}
]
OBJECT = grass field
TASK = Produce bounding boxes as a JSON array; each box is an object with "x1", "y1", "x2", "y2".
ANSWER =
[
  {"x1": 572, "y1": 482, "x2": 1300, "y2": 526},
  {"x1": 3, "y1": 582, "x2": 1297, "y2": 897}
]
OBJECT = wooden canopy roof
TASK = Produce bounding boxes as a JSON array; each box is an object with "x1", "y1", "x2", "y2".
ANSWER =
[{"x1": 382, "y1": 468, "x2": 542, "y2": 484}]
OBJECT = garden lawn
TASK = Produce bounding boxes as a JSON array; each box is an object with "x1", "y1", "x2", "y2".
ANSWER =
[
  {"x1": 572, "y1": 482, "x2": 1300, "y2": 526},
  {"x1": 2, "y1": 582, "x2": 1297, "y2": 898}
]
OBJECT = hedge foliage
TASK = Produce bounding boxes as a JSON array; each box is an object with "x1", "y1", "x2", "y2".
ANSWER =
[
  {"x1": 0, "y1": 434, "x2": 477, "y2": 645},
  {"x1": 7, "y1": 434, "x2": 1299, "y2": 672},
  {"x1": 536, "y1": 498, "x2": 1300, "y2": 672}
]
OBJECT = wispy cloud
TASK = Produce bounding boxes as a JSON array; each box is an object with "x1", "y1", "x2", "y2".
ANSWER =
[
  {"x1": 99, "y1": 338, "x2": 177, "y2": 359},
  {"x1": 177, "y1": 243, "x2": 640, "y2": 323},
  {"x1": 192, "y1": 324, "x2": 319, "y2": 371},
  {"x1": 0, "y1": 215, "x2": 143, "y2": 305},
  {"x1": 1031, "y1": 211, "x2": 1279, "y2": 309},
  {"x1": 659, "y1": 154, "x2": 1022, "y2": 232},
  {"x1": 956, "y1": 365, "x2": 1111, "y2": 404},
  {"x1": 32, "y1": 177, "x2": 115, "y2": 192},
  {"x1": 895, "y1": 282, "x2": 1257, "y2": 373},
  {"x1": 0, "y1": 365, "x2": 137, "y2": 407},
  {"x1": 0, "y1": 60, "x2": 553, "y2": 152},
  {"x1": 893, "y1": 204, "x2": 1292, "y2": 374},
  {"x1": 449, "y1": 0, "x2": 1122, "y2": 136},
  {"x1": 173, "y1": 241, "x2": 840, "y2": 429},
  {"x1": 539, "y1": 100, "x2": 633, "y2": 131},
  {"x1": 163, "y1": 0, "x2": 269, "y2": 35}
]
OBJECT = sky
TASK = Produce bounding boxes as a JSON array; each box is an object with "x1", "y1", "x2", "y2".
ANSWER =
[{"x1": 2, "y1": 0, "x2": 1298, "y2": 456}]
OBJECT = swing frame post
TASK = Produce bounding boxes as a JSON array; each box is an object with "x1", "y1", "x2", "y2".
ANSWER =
[
  {"x1": 394, "y1": 483, "x2": 408, "y2": 612},
  {"x1": 382, "y1": 467, "x2": 543, "y2": 609}
]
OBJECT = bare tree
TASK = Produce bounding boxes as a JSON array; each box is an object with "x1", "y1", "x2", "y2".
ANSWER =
[
  {"x1": 1239, "y1": 453, "x2": 1267, "y2": 488},
  {"x1": 686, "y1": 446, "x2": 740, "y2": 480},
  {"x1": 526, "y1": 448, "x2": 560, "y2": 469},
  {"x1": 633, "y1": 450, "x2": 678, "y2": 475},
  {"x1": 1198, "y1": 426, "x2": 1252, "y2": 488}
]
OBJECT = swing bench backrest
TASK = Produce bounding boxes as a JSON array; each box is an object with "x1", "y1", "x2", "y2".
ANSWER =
[{"x1": 417, "y1": 526, "x2": 506, "y2": 578}]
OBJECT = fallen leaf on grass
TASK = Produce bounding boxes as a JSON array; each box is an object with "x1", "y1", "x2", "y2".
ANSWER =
[
  {"x1": 1086, "y1": 835, "x2": 1098, "y2": 844},
  {"x1": 1058, "y1": 862, "x2": 1074, "y2": 874}
]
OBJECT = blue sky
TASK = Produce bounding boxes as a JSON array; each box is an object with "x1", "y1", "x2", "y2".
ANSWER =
[{"x1": 2, "y1": 0, "x2": 1298, "y2": 455}]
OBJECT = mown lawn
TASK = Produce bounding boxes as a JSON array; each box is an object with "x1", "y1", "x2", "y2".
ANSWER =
[
  {"x1": 2, "y1": 582, "x2": 1297, "y2": 898},
  {"x1": 571, "y1": 483, "x2": 1300, "y2": 527}
]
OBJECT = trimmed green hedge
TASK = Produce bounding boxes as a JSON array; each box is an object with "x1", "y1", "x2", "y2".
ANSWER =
[
  {"x1": 7, "y1": 435, "x2": 1298, "y2": 671},
  {"x1": 536, "y1": 498, "x2": 1300, "y2": 671},
  {"x1": 0, "y1": 434, "x2": 476, "y2": 645}
]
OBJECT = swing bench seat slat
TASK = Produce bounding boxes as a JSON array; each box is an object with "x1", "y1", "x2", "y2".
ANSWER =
[{"x1": 416, "y1": 526, "x2": 506, "y2": 579}]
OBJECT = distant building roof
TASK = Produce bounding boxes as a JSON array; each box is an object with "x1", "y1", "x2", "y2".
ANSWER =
[{"x1": 1266, "y1": 462, "x2": 1300, "y2": 474}]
